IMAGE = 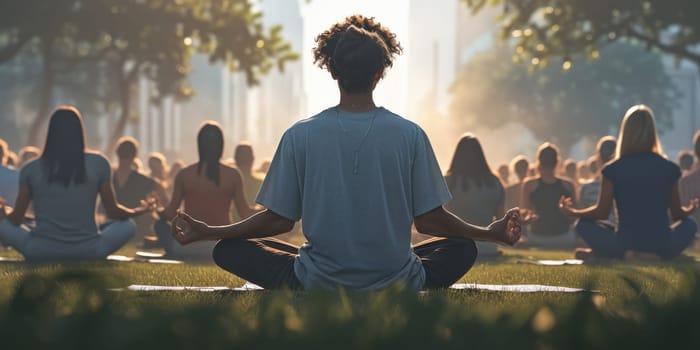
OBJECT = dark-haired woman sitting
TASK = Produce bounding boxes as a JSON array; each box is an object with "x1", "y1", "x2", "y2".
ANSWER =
[
  {"x1": 155, "y1": 121, "x2": 258, "y2": 260},
  {"x1": 444, "y1": 134, "x2": 505, "y2": 258},
  {"x1": 0, "y1": 106, "x2": 154, "y2": 262}
]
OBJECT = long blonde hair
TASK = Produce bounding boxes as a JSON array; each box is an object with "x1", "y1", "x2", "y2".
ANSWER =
[{"x1": 616, "y1": 105, "x2": 663, "y2": 159}]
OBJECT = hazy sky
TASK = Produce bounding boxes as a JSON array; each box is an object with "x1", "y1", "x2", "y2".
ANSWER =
[{"x1": 300, "y1": 0, "x2": 410, "y2": 117}]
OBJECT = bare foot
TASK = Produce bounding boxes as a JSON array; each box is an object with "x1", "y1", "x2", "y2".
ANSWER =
[
  {"x1": 574, "y1": 248, "x2": 594, "y2": 260},
  {"x1": 624, "y1": 250, "x2": 661, "y2": 261}
]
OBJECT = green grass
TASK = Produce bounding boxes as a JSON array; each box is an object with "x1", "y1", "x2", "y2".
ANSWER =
[{"x1": 2, "y1": 246, "x2": 700, "y2": 349}]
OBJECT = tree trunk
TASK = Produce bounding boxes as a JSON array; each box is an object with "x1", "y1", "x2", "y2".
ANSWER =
[
  {"x1": 106, "y1": 65, "x2": 136, "y2": 157},
  {"x1": 26, "y1": 39, "x2": 55, "y2": 147}
]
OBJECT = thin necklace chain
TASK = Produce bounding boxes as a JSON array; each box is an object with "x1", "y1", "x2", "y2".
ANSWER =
[{"x1": 335, "y1": 106, "x2": 379, "y2": 175}]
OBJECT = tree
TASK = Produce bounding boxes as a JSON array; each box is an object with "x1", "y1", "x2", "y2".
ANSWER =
[
  {"x1": 0, "y1": 0, "x2": 297, "y2": 149},
  {"x1": 450, "y1": 42, "x2": 680, "y2": 153},
  {"x1": 462, "y1": 0, "x2": 700, "y2": 72}
]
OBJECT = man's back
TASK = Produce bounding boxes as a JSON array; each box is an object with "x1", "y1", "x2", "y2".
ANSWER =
[{"x1": 257, "y1": 107, "x2": 450, "y2": 290}]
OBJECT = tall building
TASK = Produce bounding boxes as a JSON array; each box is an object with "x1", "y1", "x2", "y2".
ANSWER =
[
  {"x1": 253, "y1": 0, "x2": 306, "y2": 149},
  {"x1": 406, "y1": 0, "x2": 458, "y2": 119},
  {"x1": 405, "y1": 0, "x2": 496, "y2": 118},
  {"x1": 133, "y1": 0, "x2": 306, "y2": 162}
]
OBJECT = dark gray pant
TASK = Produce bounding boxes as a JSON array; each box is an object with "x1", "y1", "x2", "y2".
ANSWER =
[
  {"x1": 212, "y1": 237, "x2": 478, "y2": 290},
  {"x1": 0, "y1": 220, "x2": 135, "y2": 262},
  {"x1": 575, "y1": 218, "x2": 697, "y2": 259}
]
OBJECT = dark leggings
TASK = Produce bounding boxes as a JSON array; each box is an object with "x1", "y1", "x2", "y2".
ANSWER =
[
  {"x1": 212, "y1": 237, "x2": 478, "y2": 290},
  {"x1": 575, "y1": 218, "x2": 697, "y2": 259}
]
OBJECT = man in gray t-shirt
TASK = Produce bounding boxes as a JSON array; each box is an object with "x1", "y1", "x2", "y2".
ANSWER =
[{"x1": 169, "y1": 15, "x2": 521, "y2": 291}]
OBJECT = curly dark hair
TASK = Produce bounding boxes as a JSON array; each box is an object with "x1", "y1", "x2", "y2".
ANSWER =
[{"x1": 313, "y1": 15, "x2": 403, "y2": 93}]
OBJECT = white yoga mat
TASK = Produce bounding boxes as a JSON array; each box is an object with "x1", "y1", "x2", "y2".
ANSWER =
[
  {"x1": 112, "y1": 282, "x2": 263, "y2": 292},
  {"x1": 0, "y1": 256, "x2": 22, "y2": 262},
  {"x1": 449, "y1": 283, "x2": 595, "y2": 293},
  {"x1": 114, "y1": 282, "x2": 593, "y2": 293},
  {"x1": 517, "y1": 259, "x2": 585, "y2": 266},
  {"x1": 107, "y1": 255, "x2": 183, "y2": 264}
]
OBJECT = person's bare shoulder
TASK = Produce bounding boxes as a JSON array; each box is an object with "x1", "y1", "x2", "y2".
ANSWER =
[{"x1": 174, "y1": 164, "x2": 199, "y2": 182}]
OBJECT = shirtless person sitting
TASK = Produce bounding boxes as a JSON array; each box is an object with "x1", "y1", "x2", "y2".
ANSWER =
[{"x1": 155, "y1": 122, "x2": 258, "y2": 260}]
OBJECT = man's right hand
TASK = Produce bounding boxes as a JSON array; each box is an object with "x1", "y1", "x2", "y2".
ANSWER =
[
  {"x1": 487, "y1": 208, "x2": 522, "y2": 246},
  {"x1": 171, "y1": 211, "x2": 210, "y2": 245}
]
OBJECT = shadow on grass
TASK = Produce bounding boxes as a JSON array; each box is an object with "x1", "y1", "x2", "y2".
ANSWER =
[{"x1": 1, "y1": 269, "x2": 700, "y2": 349}]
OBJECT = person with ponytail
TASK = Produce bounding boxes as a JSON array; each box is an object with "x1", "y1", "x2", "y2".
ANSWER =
[
  {"x1": 0, "y1": 106, "x2": 154, "y2": 262},
  {"x1": 156, "y1": 121, "x2": 258, "y2": 260},
  {"x1": 560, "y1": 105, "x2": 698, "y2": 260},
  {"x1": 169, "y1": 15, "x2": 521, "y2": 291}
]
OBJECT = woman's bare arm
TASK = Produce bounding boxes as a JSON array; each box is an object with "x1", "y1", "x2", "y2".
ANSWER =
[
  {"x1": 6, "y1": 185, "x2": 31, "y2": 225},
  {"x1": 559, "y1": 178, "x2": 614, "y2": 221},
  {"x1": 159, "y1": 172, "x2": 185, "y2": 221}
]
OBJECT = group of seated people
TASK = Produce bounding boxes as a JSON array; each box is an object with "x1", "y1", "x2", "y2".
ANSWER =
[
  {"x1": 0, "y1": 108, "x2": 269, "y2": 261},
  {"x1": 1, "y1": 103, "x2": 697, "y2": 264},
  {"x1": 0, "y1": 16, "x2": 697, "y2": 292},
  {"x1": 451, "y1": 105, "x2": 698, "y2": 260}
]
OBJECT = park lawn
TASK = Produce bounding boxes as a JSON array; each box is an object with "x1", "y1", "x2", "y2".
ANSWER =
[{"x1": 1, "y1": 246, "x2": 700, "y2": 349}]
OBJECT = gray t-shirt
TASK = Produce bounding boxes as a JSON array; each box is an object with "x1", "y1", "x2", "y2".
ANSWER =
[
  {"x1": 257, "y1": 107, "x2": 451, "y2": 291},
  {"x1": 20, "y1": 153, "x2": 111, "y2": 242}
]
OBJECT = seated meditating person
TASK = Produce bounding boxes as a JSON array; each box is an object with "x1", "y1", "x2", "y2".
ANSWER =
[
  {"x1": 156, "y1": 122, "x2": 258, "y2": 260},
  {"x1": 521, "y1": 143, "x2": 576, "y2": 248},
  {"x1": 168, "y1": 15, "x2": 521, "y2": 291},
  {"x1": 0, "y1": 106, "x2": 154, "y2": 262},
  {"x1": 579, "y1": 137, "x2": 617, "y2": 210},
  {"x1": 444, "y1": 134, "x2": 505, "y2": 258},
  {"x1": 111, "y1": 137, "x2": 169, "y2": 243},
  {"x1": 562, "y1": 158, "x2": 579, "y2": 194},
  {"x1": 561, "y1": 105, "x2": 698, "y2": 260},
  {"x1": 497, "y1": 164, "x2": 510, "y2": 186},
  {"x1": 678, "y1": 150, "x2": 695, "y2": 175},
  {"x1": 680, "y1": 131, "x2": 700, "y2": 224},
  {"x1": 504, "y1": 155, "x2": 529, "y2": 210},
  {"x1": 147, "y1": 152, "x2": 169, "y2": 189},
  {"x1": 232, "y1": 142, "x2": 264, "y2": 222}
]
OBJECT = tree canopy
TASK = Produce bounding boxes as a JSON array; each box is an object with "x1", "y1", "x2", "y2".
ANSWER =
[
  {"x1": 463, "y1": 0, "x2": 700, "y2": 70},
  {"x1": 0, "y1": 0, "x2": 298, "y2": 148},
  {"x1": 450, "y1": 42, "x2": 680, "y2": 152}
]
